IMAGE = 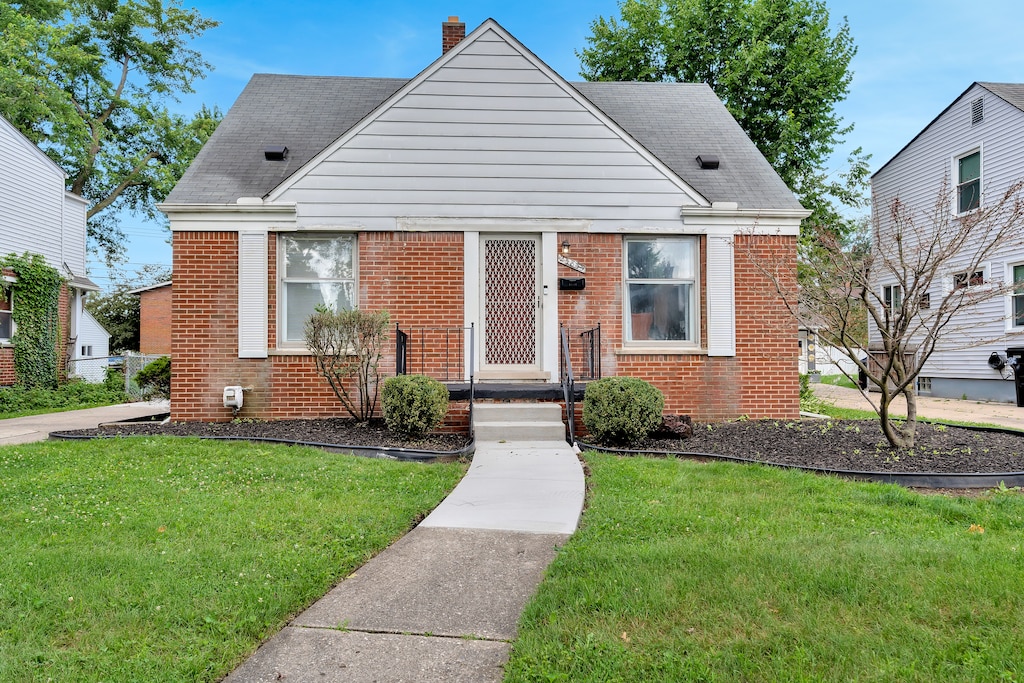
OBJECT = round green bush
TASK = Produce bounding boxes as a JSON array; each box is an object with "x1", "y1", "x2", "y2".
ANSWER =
[
  {"x1": 135, "y1": 356, "x2": 171, "y2": 398},
  {"x1": 583, "y1": 376, "x2": 665, "y2": 444},
  {"x1": 381, "y1": 374, "x2": 449, "y2": 438}
]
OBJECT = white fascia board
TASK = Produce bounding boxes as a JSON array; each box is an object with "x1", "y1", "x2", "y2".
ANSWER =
[
  {"x1": 159, "y1": 203, "x2": 297, "y2": 232},
  {"x1": 679, "y1": 205, "x2": 808, "y2": 236},
  {"x1": 397, "y1": 217, "x2": 593, "y2": 233}
]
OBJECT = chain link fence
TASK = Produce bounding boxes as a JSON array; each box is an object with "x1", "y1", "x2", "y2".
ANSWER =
[
  {"x1": 66, "y1": 356, "x2": 110, "y2": 384},
  {"x1": 122, "y1": 352, "x2": 167, "y2": 400}
]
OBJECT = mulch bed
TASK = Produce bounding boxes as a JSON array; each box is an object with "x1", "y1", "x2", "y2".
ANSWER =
[
  {"x1": 615, "y1": 419, "x2": 1024, "y2": 474},
  {"x1": 59, "y1": 418, "x2": 470, "y2": 452},
  {"x1": 56, "y1": 416, "x2": 1024, "y2": 475}
]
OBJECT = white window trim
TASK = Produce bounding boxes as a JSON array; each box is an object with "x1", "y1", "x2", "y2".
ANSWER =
[
  {"x1": 1006, "y1": 261, "x2": 1024, "y2": 331},
  {"x1": 276, "y1": 232, "x2": 358, "y2": 349},
  {"x1": 951, "y1": 263, "x2": 991, "y2": 293},
  {"x1": 621, "y1": 235, "x2": 701, "y2": 350},
  {"x1": 953, "y1": 146, "x2": 982, "y2": 216},
  {"x1": 0, "y1": 285, "x2": 13, "y2": 344},
  {"x1": 882, "y1": 284, "x2": 903, "y2": 309}
]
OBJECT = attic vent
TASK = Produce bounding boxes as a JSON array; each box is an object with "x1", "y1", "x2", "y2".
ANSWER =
[
  {"x1": 264, "y1": 145, "x2": 288, "y2": 161},
  {"x1": 696, "y1": 154, "x2": 720, "y2": 170},
  {"x1": 971, "y1": 97, "x2": 984, "y2": 126}
]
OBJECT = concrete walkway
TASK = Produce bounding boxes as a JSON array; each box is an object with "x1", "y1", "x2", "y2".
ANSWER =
[
  {"x1": 812, "y1": 383, "x2": 1024, "y2": 430},
  {"x1": 224, "y1": 439, "x2": 586, "y2": 683},
  {"x1": 0, "y1": 400, "x2": 169, "y2": 445}
]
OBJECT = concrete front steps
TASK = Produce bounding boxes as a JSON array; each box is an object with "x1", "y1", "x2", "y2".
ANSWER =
[{"x1": 474, "y1": 402, "x2": 567, "y2": 442}]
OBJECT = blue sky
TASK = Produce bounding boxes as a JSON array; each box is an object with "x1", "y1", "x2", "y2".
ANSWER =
[{"x1": 99, "y1": 0, "x2": 1024, "y2": 287}]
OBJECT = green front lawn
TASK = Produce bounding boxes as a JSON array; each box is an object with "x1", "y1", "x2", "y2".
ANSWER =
[
  {"x1": 0, "y1": 438, "x2": 465, "y2": 681},
  {"x1": 506, "y1": 454, "x2": 1024, "y2": 682}
]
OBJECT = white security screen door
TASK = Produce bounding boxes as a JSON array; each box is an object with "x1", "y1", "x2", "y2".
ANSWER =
[{"x1": 481, "y1": 235, "x2": 541, "y2": 374}]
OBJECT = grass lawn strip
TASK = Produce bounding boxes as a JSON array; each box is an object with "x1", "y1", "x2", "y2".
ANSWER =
[
  {"x1": 0, "y1": 437, "x2": 466, "y2": 682},
  {"x1": 505, "y1": 454, "x2": 1024, "y2": 682}
]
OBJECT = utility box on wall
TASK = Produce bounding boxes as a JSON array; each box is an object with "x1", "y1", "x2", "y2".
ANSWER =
[{"x1": 559, "y1": 277, "x2": 585, "y2": 291}]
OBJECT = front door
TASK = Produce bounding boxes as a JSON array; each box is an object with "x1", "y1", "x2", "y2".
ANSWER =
[{"x1": 480, "y1": 235, "x2": 542, "y2": 378}]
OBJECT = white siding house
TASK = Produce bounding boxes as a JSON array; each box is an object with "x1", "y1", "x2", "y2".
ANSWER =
[
  {"x1": 0, "y1": 112, "x2": 106, "y2": 382},
  {"x1": 871, "y1": 82, "x2": 1024, "y2": 402}
]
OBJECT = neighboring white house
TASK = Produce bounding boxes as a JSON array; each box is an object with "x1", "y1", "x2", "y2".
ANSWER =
[
  {"x1": 870, "y1": 82, "x2": 1024, "y2": 402},
  {"x1": 72, "y1": 309, "x2": 111, "y2": 383},
  {"x1": 0, "y1": 112, "x2": 108, "y2": 384}
]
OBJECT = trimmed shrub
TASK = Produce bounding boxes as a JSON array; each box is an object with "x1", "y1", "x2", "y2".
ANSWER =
[
  {"x1": 135, "y1": 356, "x2": 171, "y2": 398},
  {"x1": 381, "y1": 374, "x2": 449, "y2": 438},
  {"x1": 583, "y1": 376, "x2": 665, "y2": 444}
]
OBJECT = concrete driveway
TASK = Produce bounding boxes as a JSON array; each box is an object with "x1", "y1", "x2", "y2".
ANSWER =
[
  {"x1": 811, "y1": 383, "x2": 1024, "y2": 430},
  {"x1": 0, "y1": 401, "x2": 169, "y2": 446}
]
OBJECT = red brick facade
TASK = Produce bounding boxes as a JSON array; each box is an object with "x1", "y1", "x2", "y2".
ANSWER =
[
  {"x1": 171, "y1": 229, "x2": 799, "y2": 423},
  {"x1": 138, "y1": 284, "x2": 172, "y2": 355}
]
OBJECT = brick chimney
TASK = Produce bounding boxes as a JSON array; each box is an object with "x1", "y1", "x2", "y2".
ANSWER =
[{"x1": 442, "y1": 16, "x2": 466, "y2": 54}]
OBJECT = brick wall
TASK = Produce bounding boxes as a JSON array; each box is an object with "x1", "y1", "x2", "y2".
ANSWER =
[
  {"x1": 173, "y1": 230, "x2": 797, "y2": 423},
  {"x1": 559, "y1": 232, "x2": 799, "y2": 421},
  {"x1": 172, "y1": 231, "x2": 465, "y2": 422},
  {"x1": 139, "y1": 285, "x2": 172, "y2": 355}
]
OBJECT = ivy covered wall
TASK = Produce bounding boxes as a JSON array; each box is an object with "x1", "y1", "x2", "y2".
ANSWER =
[{"x1": 0, "y1": 253, "x2": 65, "y2": 389}]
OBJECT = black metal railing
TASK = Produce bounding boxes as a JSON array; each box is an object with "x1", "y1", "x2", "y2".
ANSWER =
[
  {"x1": 559, "y1": 324, "x2": 577, "y2": 447},
  {"x1": 395, "y1": 323, "x2": 476, "y2": 433},
  {"x1": 579, "y1": 323, "x2": 601, "y2": 381}
]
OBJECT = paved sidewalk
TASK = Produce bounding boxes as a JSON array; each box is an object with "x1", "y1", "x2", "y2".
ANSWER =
[
  {"x1": 0, "y1": 400, "x2": 169, "y2": 445},
  {"x1": 812, "y1": 383, "x2": 1024, "y2": 430},
  {"x1": 224, "y1": 439, "x2": 586, "y2": 683}
]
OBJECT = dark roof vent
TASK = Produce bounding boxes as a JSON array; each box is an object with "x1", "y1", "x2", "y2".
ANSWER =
[
  {"x1": 696, "y1": 154, "x2": 720, "y2": 169},
  {"x1": 264, "y1": 145, "x2": 288, "y2": 161}
]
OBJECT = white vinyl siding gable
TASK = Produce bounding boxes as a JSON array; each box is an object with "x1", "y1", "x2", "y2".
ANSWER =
[
  {"x1": 274, "y1": 27, "x2": 703, "y2": 231},
  {"x1": 870, "y1": 84, "x2": 1024, "y2": 381},
  {"x1": 0, "y1": 116, "x2": 73, "y2": 271}
]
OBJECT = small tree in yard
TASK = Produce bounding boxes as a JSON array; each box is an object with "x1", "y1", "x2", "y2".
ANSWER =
[
  {"x1": 754, "y1": 181, "x2": 1024, "y2": 448},
  {"x1": 304, "y1": 307, "x2": 390, "y2": 422}
]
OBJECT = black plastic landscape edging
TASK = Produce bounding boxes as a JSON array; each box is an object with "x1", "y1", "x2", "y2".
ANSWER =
[
  {"x1": 577, "y1": 440, "x2": 1024, "y2": 489},
  {"x1": 48, "y1": 429, "x2": 475, "y2": 463}
]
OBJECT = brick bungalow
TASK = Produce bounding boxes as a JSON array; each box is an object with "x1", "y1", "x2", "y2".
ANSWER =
[{"x1": 160, "y1": 18, "x2": 807, "y2": 424}]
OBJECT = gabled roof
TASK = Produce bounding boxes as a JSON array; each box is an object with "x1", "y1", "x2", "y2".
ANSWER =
[
  {"x1": 873, "y1": 81, "x2": 1024, "y2": 178},
  {"x1": 128, "y1": 280, "x2": 171, "y2": 295},
  {"x1": 978, "y1": 82, "x2": 1024, "y2": 113},
  {"x1": 167, "y1": 21, "x2": 800, "y2": 212}
]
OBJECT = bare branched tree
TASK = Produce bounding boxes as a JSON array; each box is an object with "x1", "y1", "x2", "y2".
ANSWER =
[{"x1": 749, "y1": 180, "x2": 1024, "y2": 448}]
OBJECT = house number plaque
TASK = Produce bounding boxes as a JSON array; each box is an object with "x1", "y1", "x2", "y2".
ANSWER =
[{"x1": 557, "y1": 255, "x2": 586, "y2": 273}]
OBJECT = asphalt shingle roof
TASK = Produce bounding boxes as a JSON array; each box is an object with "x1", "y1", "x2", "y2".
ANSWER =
[
  {"x1": 979, "y1": 82, "x2": 1024, "y2": 113},
  {"x1": 166, "y1": 74, "x2": 802, "y2": 212}
]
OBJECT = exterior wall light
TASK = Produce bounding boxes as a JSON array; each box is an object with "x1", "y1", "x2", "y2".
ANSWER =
[{"x1": 561, "y1": 240, "x2": 570, "y2": 255}]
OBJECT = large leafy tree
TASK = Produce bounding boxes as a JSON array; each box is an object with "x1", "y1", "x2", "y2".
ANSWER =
[
  {"x1": 578, "y1": 0, "x2": 866, "y2": 232},
  {"x1": 0, "y1": 0, "x2": 220, "y2": 264}
]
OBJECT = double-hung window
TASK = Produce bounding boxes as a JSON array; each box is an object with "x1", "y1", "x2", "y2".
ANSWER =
[
  {"x1": 280, "y1": 234, "x2": 356, "y2": 344},
  {"x1": 957, "y1": 150, "x2": 981, "y2": 213},
  {"x1": 0, "y1": 287, "x2": 11, "y2": 342},
  {"x1": 625, "y1": 237, "x2": 697, "y2": 344},
  {"x1": 1012, "y1": 264, "x2": 1024, "y2": 328},
  {"x1": 883, "y1": 284, "x2": 902, "y2": 310}
]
